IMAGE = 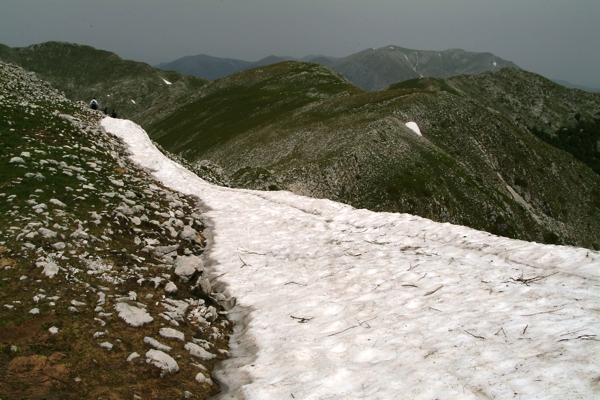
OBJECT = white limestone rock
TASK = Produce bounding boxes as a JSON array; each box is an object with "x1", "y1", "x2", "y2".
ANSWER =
[
  {"x1": 195, "y1": 372, "x2": 213, "y2": 385},
  {"x1": 49, "y1": 198, "x2": 67, "y2": 207},
  {"x1": 184, "y1": 342, "x2": 216, "y2": 360},
  {"x1": 36, "y1": 258, "x2": 60, "y2": 278},
  {"x1": 145, "y1": 349, "x2": 179, "y2": 377},
  {"x1": 114, "y1": 303, "x2": 153, "y2": 327},
  {"x1": 164, "y1": 281, "x2": 178, "y2": 294},
  {"x1": 100, "y1": 342, "x2": 113, "y2": 350},
  {"x1": 174, "y1": 255, "x2": 203, "y2": 282},
  {"x1": 143, "y1": 336, "x2": 172, "y2": 352},
  {"x1": 159, "y1": 327, "x2": 185, "y2": 342},
  {"x1": 9, "y1": 157, "x2": 25, "y2": 164}
]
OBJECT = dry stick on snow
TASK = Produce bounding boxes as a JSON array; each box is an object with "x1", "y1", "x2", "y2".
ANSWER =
[
  {"x1": 290, "y1": 315, "x2": 314, "y2": 323},
  {"x1": 521, "y1": 306, "x2": 565, "y2": 316},
  {"x1": 402, "y1": 284, "x2": 418, "y2": 288},
  {"x1": 510, "y1": 271, "x2": 558, "y2": 286},
  {"x1": 417, "y1": 273, "x2": 428, "y2": 281},
  {"x1": 237, "y1": 253, "x2": 248, "y2": 268},
  {"x1": 284, "y1": 281, "x2": 307, "y2": 286},
  {"x1": 424, "y1": 285, "x2": 443, "y2": 296},
  {"x1": 558, "y1": 334, "x2": 597, "y2": 342},
  {"x1": 327, "y1": 317, "x2": 377, "y2": 337},
  {"x1": 495, "y1": 327, "x2": 507, "y2": 337},
  {"x1": 522, "y1": 325, "x2": 529, "y2": 335},
  {"x1": 464, "y1": 330, "x2": 485, "y2": 340}
]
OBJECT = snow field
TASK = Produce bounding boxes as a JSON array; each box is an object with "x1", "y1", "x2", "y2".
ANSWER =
[{"x1": 102, "y1": 118, "x2": 600, "y2": 399}]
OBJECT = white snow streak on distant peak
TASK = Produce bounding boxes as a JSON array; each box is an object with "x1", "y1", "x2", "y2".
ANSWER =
[
  {"x1": 162, "y1": 78, "x2": 172, "y2": 85},
  {"x1": 101, "y1": 118, "x2": 600, "y2": 399},
  {"x1": 405, "y1": 121, "x2": 422, "y2": 136}
]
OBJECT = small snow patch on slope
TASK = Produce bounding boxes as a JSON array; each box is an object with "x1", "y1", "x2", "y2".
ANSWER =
[
  {"x1": 162, "y1": 78, "x2": 172, "y2": 85},
  {"x1": 405, "y1": 121, "x2": 422, "y2": 136}
]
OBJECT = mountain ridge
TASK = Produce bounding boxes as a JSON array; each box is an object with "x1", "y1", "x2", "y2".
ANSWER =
[
  {"x1": 156, "y1": 45, "x2": 519, "y2": 92},
  {"x1": 2, "y1": 41, "x2": 598, "y2": 249}
]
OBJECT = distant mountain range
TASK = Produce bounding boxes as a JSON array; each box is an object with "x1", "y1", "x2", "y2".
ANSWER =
[
  {"x1": 157, "y1": 45, "x2": 519, "y2": 91},
  {"x1": 2, "y1": 41, "x2": 599, "y2": 249}
]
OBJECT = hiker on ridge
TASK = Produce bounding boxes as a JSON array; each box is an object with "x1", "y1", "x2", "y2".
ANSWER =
[
  {"x1": 111, "y1": 109, "x2": 117, "y2": 118},
  {"x1": 103, "y1": 107, "x2": 109, "y2": 115},
  {"x1": 90, "y1": 97, "x2": 99, "y2": 110}
]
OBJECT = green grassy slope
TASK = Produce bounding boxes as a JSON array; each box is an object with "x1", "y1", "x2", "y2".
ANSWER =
[
  {"x1": 0, "y1": 61, "x2": 229, "y2": 399},
  {"x1": 147, "y1": 64, "x2": 600, "y2": 249},
  {"x1": 0, "y1": 41, "x2": 207, "y2": 124}
]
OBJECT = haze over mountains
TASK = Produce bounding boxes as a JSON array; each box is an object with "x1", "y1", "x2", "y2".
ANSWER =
[
  {"x1": 157, "y1": 45, "x2": 520, "y2": 92},
  {"x1": 1, "y1": 41, "x2": 599, "y2": 251}
]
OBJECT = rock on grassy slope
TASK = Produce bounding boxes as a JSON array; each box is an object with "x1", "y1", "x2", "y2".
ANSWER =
[
  {"x1": 146, "y1": 63, "x2": 600, "y2": 250},
  {"x1": 0, "y1": 61, "x2": 230, "y2": 399}
]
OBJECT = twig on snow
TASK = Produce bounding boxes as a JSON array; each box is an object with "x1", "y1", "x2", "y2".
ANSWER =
[
  {"x1": 424, "y1": 285, "x2": 443, "y2": 296},
  {"x1": 558, "y1": 334, "x2": 597, "y2": 342},
  {"x1": 290, "y1": 315, "x2": 314, "y2": 323},
  {"x1": 464, "y1": 330, "x2": 485, "y2": 340},
  {"x1": 327, "y1": 317, "x2": 377, "y2": 337},
  {"x1": 285, "y1": 281, "x2": 306, "y2": 286},
  {"x1": 494, "y1": 327, "x2": 507, "y2": 337},
  {"x1": 521, "y1": 306, "x2": 564, "y2": 316},
  {"x1": 510, "y1": 272, "x2": 558, "y2": 286},
  {"x1": 237, "y1": 253, "x2": 248, "y2": 268},
  {"x1": 522, "y1": 325, "x2": 528, "y2": 335}
]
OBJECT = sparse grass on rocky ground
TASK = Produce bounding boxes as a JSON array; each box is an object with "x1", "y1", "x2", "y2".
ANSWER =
[{"x1": 0, "y1": 62, "x2": 231, "y2": 399}]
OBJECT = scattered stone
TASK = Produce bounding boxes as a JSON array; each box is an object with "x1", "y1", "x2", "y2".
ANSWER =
[
  {"x1": 51, "y1": 242, "x2": 66, "y2": 250},
  {"x1": 195, "y1": 372, "x2": 213, "y2": 385},
  {"x1": 100, "y1": 342, "x2": 113, "y2": 350},
  {"x1": 184, "y1": 342, "x2": 216, "y2": 360},
  {"x1": 36, "y1": 258, "x2": 60, "y2": 278},
  {"x1": 39, "y1": 228, "x2": 57, "y2": 239},
  {"x1": 159, "y1": 327, "x2": 185, "y2": 342},
  {"x1": 9, "y1": 157, "x2": 25, "y2": 164},
  {"x1": 145, "y1": 349, "x2": 179, "y2": 377},
  {"x1": 174, "y1": 255, "x2": 203, "y2": 282},
  {"x1": 114, "y1": 302, "x2": 154, "y2": 327},
  {"x1": 49, "y1": 198, "x2": 67, "y2": 207},
  {"x1": 164, "y1": 281, "x2": 178, "y2": 294},
  {"x1": 143, "y1": 336, "x2": 172, "y2": 352}
]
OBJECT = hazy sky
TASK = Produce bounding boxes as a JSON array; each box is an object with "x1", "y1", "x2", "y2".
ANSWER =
[{"x1": 1, "y1": 0, "x2": 599, "y2": 88}]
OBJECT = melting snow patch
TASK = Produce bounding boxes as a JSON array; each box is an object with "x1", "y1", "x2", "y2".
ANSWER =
[
  {"x1": 405, "y1": 121, "x2": 422, "y2": 136},
  {"x1": 131, "y1": 99, "x2": 136, "y2": 104},
  {"x1": 162, "y1": 78, "x2": 172, "y2": 85},
  {"x1": 114, "y1": 303, "x2": 153, "y2": 327},
  {"x1": 101, "y1": 116, "x2": 600, "y2": 399}
]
